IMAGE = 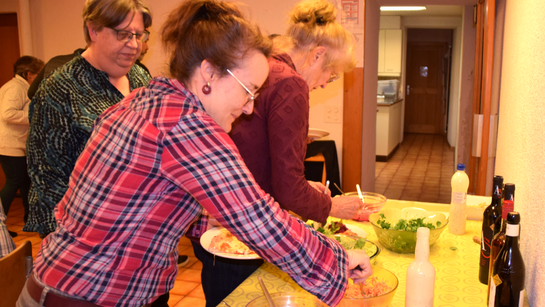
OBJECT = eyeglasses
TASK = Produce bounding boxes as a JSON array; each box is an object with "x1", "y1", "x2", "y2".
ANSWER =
[
  {"x1": 109, "y1": 27, "x2": 150, "y2": 43},
  {"x1": 226, "y1": 69, "x2": 259, "y2": 106},
  {"x1": 327, "y1": 73, "x2": 340, "y2": 83}
]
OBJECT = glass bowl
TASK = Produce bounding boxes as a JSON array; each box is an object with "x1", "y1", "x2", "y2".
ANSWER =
[
  {"x1": 246, "y1": 292, "x2": 328, "y2": 307},
  {"x1": 369, "y1": 207, "x2": 448, "y2": 253},
  {"x1": 339, "y1": 265, "x2": 398, "y2": 307},
  {"x1": 343, "y1": 192, "x2": 387, "y2": 221}
]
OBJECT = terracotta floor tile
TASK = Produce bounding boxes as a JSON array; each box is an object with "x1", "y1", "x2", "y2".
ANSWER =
[
  {"x1": 172, "y1": 296, "x2": 206, "y2": 307},
  {"x1": 187, "y1": 284, "x2": 205, "y2": 299},
  {"x1": 177, "y1": 268, "x2": 202, "y2": 283},
  {"x1": 168, "y1": 294, "x2": 184, "y2": 306},
  {"x1": 170, "y1": 280, "x2": 200, "y2": 296}
]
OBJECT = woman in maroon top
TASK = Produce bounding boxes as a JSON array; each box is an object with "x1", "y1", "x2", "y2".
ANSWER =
[
  {"x1": 231, "y1": 0, "x2": 360, "y2": 224},
  {"x1": 194, "y1": 0, "x2": 363, "y2": 305}
]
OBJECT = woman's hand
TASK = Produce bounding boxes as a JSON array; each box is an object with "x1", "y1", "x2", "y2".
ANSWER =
[
  {"x1": 346, "y1": 250, "x2": 373, "y2": 284},
  {"x1": 329, "y1": 196, "x2": 363, "y2": 220}
]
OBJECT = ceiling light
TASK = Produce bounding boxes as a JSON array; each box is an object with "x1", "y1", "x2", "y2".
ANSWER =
[{"x1": 380, "y1": 6, "x2": 427, "y2": 12}]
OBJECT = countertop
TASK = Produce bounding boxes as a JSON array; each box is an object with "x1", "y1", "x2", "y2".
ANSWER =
[
  {"x1": 220, "y1": 199, "x2": 530, "y2": 307},
  {"x1": 377, "y1": 98, "x2": 403, "y2": 107}
]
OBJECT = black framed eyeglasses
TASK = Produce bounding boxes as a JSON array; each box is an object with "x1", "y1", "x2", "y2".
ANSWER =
[
  {"x1": 226, "y1": 69, "x2": 259, "y2": 106},
  {"x1": 109, "y1": 27, "x2": 150, "y2": 43},
  {"x1": 327, "y1": 73, "x2": 340, "y2": 83}
]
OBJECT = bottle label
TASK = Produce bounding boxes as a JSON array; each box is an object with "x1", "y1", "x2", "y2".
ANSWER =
[
  {"x1": 451, "y1": 191, "x2": 467, "y2": 204},
  {"x1": 488, "y1": 279, "x2": 496, "y2": 307},
  {"x1": 506, "y1": 224, "x2": 520, "y2": 237},
  {"x1": 519, "y1": 289, "x2": 525, "y2": 307}
]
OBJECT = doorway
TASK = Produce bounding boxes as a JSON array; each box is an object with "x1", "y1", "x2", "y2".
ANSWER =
[
  {"x1": 404, "y1": 28, "x2": 453, "y2": 135},
  {"x1": 0, "y1": 13, "x2": 20, "y2": 87}
]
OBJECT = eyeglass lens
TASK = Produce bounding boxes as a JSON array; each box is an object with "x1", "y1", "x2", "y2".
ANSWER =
[{"x1": 114, "y1": 29, "x2": 150, "y2": 43}]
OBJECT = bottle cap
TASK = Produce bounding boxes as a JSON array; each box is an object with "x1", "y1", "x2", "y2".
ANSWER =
[
  {"x1": 492, "y1": 176, "x2": 503, "y2": 199},
  {"x1": 504, "y1": 183, "x2": 515, "y2": 201},
  {"x1": 456, "y1": 163, "x2": 465, "y2": 171},
  {"x1": 507, "y1": 211, "x2": 520, "y2": 224}
]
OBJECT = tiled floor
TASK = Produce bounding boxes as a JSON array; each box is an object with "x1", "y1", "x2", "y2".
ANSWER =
[
  {"x1": 4, "y1": 133, "x2": 453, "y2": 306},
  {"x1": 375, "y1": 133, "x2": 454, "y2": 204}
]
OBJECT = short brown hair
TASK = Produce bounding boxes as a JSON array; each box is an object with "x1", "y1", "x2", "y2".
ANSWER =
[
  {"x1": 82, "y1": 0, "x2": 152, "y2": 45},
  {"x1": 13, "y1": 56, "x2": 45, "y2": 81},
  {"x1": 278, "y1": 0, "x2": 356, "y2": 72},
  {"x1": 162, "y1": 0, "x2": 273, "y2": 84}
]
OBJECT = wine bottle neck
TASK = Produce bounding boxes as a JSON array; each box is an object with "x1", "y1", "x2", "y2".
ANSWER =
[{"x1": 506, "y1": 223, "x2": 520, "y2": 237}]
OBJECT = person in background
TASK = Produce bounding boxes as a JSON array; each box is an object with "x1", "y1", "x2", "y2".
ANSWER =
[
  {"x1": 0, "y1": 56, "x2": 44, "y2": 237},
  {"x1": 199, "y1": 0, "x2": 360, "y2": 304},
  {"x1": 23, "y1": 0, "x2": 152, "y2": 239},
  {"x1": 0, "y1": 200, "x2": 16, "y2": 258},
  {"x1": 16, "y1": 0, "x2": 372, "y2": 306},
  {"x1": 135, "y1": 30, "x2": 151, "y2": 75}
]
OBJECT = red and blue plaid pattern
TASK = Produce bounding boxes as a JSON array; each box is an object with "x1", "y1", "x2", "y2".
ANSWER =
[{"x1": 33, "y1": 77, "x2": 348, "y2": 306}]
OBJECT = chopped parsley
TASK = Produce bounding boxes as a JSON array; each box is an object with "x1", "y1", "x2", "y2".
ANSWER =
[{"x1": 376, "y1": 213, "x2": 442, "y2": 232}]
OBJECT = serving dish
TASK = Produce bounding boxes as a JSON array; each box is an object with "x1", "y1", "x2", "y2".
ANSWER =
[
  {"x1": 369, "y1": 207, "x2": 448, "y2": 253},
  {"x1": 342, "y1": 192, "x2": 387, "y2": 221},
  {"x1": 308, "y1": 128, "x2": 330, "y2": 140},
  {"x1": 246, "y1": 292, "x2": 328, "y2": 307},
  {"x1": 339, "y1": 265, "x2": 398, "y2": 307}
]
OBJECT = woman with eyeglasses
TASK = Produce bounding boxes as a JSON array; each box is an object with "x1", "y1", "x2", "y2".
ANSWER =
[
  {"x1": 195, "y1": 0, "x2": 365, "y2": 305},
  {"x1": 24, "y1": 0, "x2": 152, "y2": 239},
  {"x1": 17, "y1": 0, "x2": 372, "y2": 306},
  {"x1": 230, "y1": 0, "x2": 362, "y2": 225}
]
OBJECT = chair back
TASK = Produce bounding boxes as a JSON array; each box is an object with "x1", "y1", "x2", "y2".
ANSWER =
[{"x1": 0, "y1": 240, "x2": 32, "y2": 307}]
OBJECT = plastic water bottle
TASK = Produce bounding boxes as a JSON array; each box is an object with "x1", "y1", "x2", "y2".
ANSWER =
[{"x1": 448, "y1": 163, "x2": 469, "y2": 235}]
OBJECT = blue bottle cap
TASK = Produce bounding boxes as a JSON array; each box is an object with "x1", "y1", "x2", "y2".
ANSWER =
[{"x1": 457, "y1": 163, "x2": 465, "y2": 171}]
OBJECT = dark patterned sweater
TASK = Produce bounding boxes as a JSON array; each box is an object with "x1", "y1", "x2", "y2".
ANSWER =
[
  {"x1": 230, "y1": 53, "x2": 331, "y2": 223},
  {"x1": 24, "y1": 55, "x2": 151, "y2": 234}
]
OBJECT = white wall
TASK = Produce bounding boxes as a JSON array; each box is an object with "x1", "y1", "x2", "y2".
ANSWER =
[
  {"x1": 4, "y1": 0, "x2": 347, "y2": 173},
  {"x1": 495, "y1": 0, "x2": 545, "y2": 305}
]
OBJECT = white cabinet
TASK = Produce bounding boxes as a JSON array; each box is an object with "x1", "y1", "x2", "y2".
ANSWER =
[
  {"x1": 378, "y1": 29, "x2": 402, "y2": 77},
  {"x1": 376, "y1": 101, "x2": 402, "y2": 160}
]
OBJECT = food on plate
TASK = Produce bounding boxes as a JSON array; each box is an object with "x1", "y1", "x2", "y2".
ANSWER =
[
  {"x1": 307, "y1": 221, "x2": 379, "y2": 257},
  {"x1": 208, "y1": 228, "x2": 256, "y2": 255},
  {"x1": 375, "y1": 213, "x2": 442, "y2": 232},
  {"x1": 344, "y1": 277, "x2": 393, "y2": 299}
]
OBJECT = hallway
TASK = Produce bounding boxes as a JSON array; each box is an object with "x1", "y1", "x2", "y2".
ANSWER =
[{"x1": 375, "y1": 133, "x2": 454, "y2": 204}]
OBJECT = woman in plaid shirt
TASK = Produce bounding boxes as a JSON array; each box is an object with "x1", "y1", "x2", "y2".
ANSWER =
[{"x1": 17, "y1": 1, "x2": 372, "y2": 306}]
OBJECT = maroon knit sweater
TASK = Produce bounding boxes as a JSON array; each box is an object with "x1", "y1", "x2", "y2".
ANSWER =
[{"x1": 230, "y1": 53, "x2": 331, "y2": 223}]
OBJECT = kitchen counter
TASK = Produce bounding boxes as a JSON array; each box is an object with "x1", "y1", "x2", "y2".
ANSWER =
[
  {"x1": 220, "y1": 199, "x2": 530, "y2": 307},
  {"x1": 377, "y1": 98, "x2": 403, "y2": 106}
]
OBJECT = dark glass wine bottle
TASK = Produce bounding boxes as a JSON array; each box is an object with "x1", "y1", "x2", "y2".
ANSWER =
[
  {"x1": 503, "y1": 183, "x2": 515, "y2": 202},
  {"x1": 488, "y1": 212, "x2": 525, "y2": 307},
  {"x1": 478, "y1": 175, "x2": 503, "y2": 284},
  {"x1": 487, "y1": 199, "x2": 514, "y2": 304}
]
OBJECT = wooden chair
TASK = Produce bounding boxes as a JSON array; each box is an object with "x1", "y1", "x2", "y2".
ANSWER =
[{"x1": 0, "y1": 240, "x2": 32, "y2": 307}]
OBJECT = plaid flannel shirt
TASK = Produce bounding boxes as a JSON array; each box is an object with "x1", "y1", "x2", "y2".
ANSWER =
[{"x1": 33, "y1": 77, "x2": 349, "y2": 306}]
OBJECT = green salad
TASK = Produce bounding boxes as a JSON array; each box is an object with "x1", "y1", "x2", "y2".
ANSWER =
[
  {"x1": 376, "y1": 213, "x2": 442, "y2": 232},
  {"x1": 308, "y1": 221, "x2": 378, "y2": 257}
]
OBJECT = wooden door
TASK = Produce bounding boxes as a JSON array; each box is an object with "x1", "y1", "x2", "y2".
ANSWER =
[
  {"x1": 405, "y1": 42, "x2": 447, "y2": 134},
  {"x1": 0, "y1": 13, "x2": 20, "y2": 87}
]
